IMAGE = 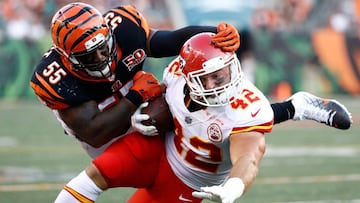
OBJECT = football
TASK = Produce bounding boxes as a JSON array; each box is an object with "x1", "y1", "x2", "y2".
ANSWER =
[{"x1": 141, "y1": 95, "x2": 175, "y2": 135}]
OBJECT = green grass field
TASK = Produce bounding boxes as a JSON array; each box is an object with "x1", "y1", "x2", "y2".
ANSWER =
[{"x1": 0, "y1": 96, "x2": 359, "y2": 203}]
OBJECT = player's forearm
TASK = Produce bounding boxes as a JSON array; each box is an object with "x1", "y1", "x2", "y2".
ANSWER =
[
  {"x1": 148, "y1": 25, "x2": 216, "y2": 57},
  {"x1": 59, "y1": 99, "x2": 137, "y2": 148},
  {"x1": 84, "y1": 98, "x2": 137, "y2": 147},
  {"x1": 229, "y1": 154, "x2": 262, "y2": 192},
  {"x1": 229, "y1": 133, "x2": 266, "y2": 192}
]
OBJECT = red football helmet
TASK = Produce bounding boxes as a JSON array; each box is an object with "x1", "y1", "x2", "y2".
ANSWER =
[
  {"x1": 180, "y1": 32, "x2": 243, "y2": 107},
  {"x1": 51, "y1": 2, "x2": 117, "y2": 81}
]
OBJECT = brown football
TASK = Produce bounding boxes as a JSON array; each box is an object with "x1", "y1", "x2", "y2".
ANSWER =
[{"x1": 141, "y1": 95, "x2": 175, "y2": 135}]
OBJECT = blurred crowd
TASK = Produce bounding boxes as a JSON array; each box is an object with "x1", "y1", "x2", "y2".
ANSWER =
[
  {"x1": 0, "y1": 0, "x2": 171, "y2": 41},
  {"x1": 1, "y1": 0, "x2": 360, "y2": 97},
  {"x1": 1, "y1": 0, "x2": 360, "y2": 41},
  {"x1": 250, "y1": 0, "x2": 360, "y2": 34}
]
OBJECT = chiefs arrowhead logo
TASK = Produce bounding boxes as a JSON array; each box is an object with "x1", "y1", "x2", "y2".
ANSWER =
[{"x1": 207, "y1": 123, "x2": 222, "y2": 142}]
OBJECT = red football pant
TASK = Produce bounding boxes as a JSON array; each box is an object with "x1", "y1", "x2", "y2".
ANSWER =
[{"x1": 92, "y1": 132, "x2": 201, "y2": 203}]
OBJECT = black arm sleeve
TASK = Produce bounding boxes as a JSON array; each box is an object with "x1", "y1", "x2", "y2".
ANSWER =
[
  {"x1": 271, "y1": 101, "x2": 295, "y2": 124},
  {"x1": 148, "y1": 25, "x2": 216, "y2": 57}
]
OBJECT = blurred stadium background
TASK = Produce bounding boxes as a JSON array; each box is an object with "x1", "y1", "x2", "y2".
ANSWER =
[{"x1": 0, "y1": 0, "x2": 359, "y2": 202}]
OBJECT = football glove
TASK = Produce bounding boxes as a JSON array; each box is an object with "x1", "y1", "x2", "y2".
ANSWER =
[
  {"x1": 212, "y1": 23, "x2": 240, "y2": 52},
  {"x1": 126, "y1": 71, "x2": 162, "y2": 105},
  {"x1": 131, "y1": 102, "x2": 159, "y2": 136},
  {"x1": 192, "y1": 177, "x2": 245, "y2": 203}
]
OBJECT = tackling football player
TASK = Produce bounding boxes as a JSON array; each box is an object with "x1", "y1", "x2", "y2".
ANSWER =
[
  {"x1": 54, "y1": 32, "x2": 351, "y2": 203},
  {"x1": 28, "y1": 3, "x2": 351, "y2": 202},
  {"x1": 30, "y1": 2, "x2": 351, "y2": 159},
  {"x1": 30, "y1": 2, "x2": 244, "y2": 158}
]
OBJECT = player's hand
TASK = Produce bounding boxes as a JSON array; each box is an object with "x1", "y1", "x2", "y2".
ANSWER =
[
  {"x1": 131, "y1": 102, "x2": 159, "y2": 136},
  {"x1": 212, "y1": 23, "x2": 240, "y2": 52},
  {"x1": 130, "y1": 71, "x2": 162, "y2": 102},
  {"x1": 192, "y1": 178, "x2": 244, "y2": 203}
]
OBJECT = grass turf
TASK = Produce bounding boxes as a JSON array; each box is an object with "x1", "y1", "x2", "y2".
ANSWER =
[{"x1": 0, "y1": 97, "x2": 359, "y2": 203}]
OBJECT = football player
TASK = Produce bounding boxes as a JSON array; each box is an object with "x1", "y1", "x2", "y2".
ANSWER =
[
  {"x1": 30, "y1": 2, "x2": 243, "y2": 158},
  {"x1": 30, "y1": 3, "x2": 351, "y2": 202},
  {"x1": 54, "y1": 32, "x2": 350, "y2": 203},
  {"x1": 30, "y1": 2, "x2": 351, "y2": 159}
]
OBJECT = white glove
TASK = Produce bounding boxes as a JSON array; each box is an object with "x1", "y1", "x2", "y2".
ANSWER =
[
  {"x1": 131, "y1": 102, "x2": 158, "y2": 136},
  {"x1": 192, "y1": 178, "x2": 245, "y2": 203}
]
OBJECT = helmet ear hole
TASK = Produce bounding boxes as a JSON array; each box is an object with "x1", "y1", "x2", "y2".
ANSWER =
[{"x1": 180, "y1": 32, "x2": 243, "y2": 107}]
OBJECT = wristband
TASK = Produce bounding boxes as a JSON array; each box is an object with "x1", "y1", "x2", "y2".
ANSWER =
[
  {"x1": 125, "y1": 90, "x2": 143, "y2": 106},
  {"x1": 223, "y1": 177, "x2": 245, "y2": 198}
]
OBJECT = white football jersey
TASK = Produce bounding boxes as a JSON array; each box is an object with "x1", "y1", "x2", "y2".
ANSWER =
[{"x1": 163, "y1": 57, "x2": 274, "y2": 190}]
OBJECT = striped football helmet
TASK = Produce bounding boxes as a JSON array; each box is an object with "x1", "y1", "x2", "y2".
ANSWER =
[{"x1": 51, "y1": 2, "x2": 117, "y2": 81}]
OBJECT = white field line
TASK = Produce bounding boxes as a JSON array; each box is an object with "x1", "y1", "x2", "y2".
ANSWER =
[
  {"x1": 256, "y1": 174, "x2": 360, "y2": 184},
  {"x1": 1, "y1": 146, "x2": 358, "y2": 193},
  {"x1": 1, "y1": 174, "x2": 360, "y2": 192},
  {"x1": 0, "y1": 183, "x2": 64, "y2": 192},
  {"x1": 274, "y1": 200, "x2": 360, "y2": 203},
  {"x1": 265, "y1": 146, "x2": 359, "y2": 157}
]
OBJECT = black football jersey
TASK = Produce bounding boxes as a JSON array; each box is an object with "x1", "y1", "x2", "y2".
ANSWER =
[{"x1": 30, "y1": 5, "x2": 151, "y2": 110}]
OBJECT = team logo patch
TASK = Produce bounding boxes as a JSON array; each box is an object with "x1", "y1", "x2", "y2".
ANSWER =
[{"x1": 207, "y1": 123, "x2": 222, "y2": 142}]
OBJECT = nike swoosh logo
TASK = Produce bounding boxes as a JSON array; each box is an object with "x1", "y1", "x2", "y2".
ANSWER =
[
  {"x1": 251, "y1": 108, "x2": 261, "y2": 117},
  {"x1": 179, "y1": 194, "x2": 193, "y2": 202}
]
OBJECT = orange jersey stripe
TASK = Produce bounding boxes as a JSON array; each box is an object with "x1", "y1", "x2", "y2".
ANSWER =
[
  {"x1": 30, "y1": 81, "x2": 69, "y2": 109},
  {"x1": 31, "y1": 74, "x2": 69, "y2": 109},
  {"x1": 111, "y1": 6, "x2": 150, "y2": 39},
  {"x1": 30, "y1": 81, "x2": 52, "y2": 100},
  {"x1": 35, "y1": 73, "x2": 63, "y2": 99}
]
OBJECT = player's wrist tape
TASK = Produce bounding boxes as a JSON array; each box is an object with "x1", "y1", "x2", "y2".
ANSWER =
[{"x1": 125, "y1": 90, "x2": 143, "y2": 106}]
